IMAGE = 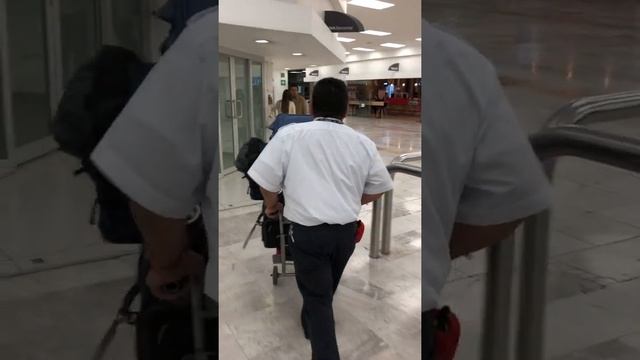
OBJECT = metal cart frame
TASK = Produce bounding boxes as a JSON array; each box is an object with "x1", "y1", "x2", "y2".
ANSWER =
[
  {"x1": 270, "y1": 213, "x2": 295, "y2": 285},
  {"x1": 242, "y1": 211, "x2": 295, "y2": 285}
]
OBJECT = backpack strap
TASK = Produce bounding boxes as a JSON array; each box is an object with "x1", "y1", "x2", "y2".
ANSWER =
[{"x1": 92, "y1": 283, "x2": 140, "y2": 360}]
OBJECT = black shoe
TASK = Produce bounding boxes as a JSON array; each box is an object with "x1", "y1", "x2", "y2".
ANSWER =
[{"x1": 301, "y1": 311, "x2": 310, "y2": 340}]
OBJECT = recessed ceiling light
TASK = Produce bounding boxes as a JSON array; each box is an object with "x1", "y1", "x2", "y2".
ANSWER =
[
  {"x1": 348, "y1": 0, "x2": 395, "y2": 10},
  {"x1": 292, "y1": 52, "x2": 303, "y2": 56},
  {"x1": 337, "y1": 37, "x2": 356, "y2": 43},
  {"x1": 285, "y1": 68, "x2": 290, "y2": 70},
  {"x1": 309, "y1": 65, "x2": 318, "y2": 67},
  {"x1": 255, "y1": 39, "x2": 269, "y2": 43},
  {"x1": 360, "y1": 29, "x2": 391, "y2": 36},
  {"x1": 416, "y1": 37, "x2": 422, "y2": 41},
  {"x1": 380, "y1": 42, "x2": 406, "y2": 48},
  {"x1": 353, "y1": 47, "x2": 375, "y2": 52},
  {"x1": 345, "y1": 51, "x2": 351, "y2": 55}
]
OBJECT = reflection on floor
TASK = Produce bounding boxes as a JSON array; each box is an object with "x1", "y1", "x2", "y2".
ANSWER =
[
  {"x1": 219, "y1": 116, "x2": 422, "y2": 360},
  {"x1": 429, "y1": 0, "x2": 640, "y2": 358}
]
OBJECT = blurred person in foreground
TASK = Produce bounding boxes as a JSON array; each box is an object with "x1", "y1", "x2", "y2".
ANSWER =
[{"x1": 421, "y1": 13, "x2": 552, "y2": 359}]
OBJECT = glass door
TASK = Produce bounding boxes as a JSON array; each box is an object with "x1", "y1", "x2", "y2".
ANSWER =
[
  {"x1": 219, "y1": 54, "x2": 235, "y2": 173},
  {"x1": 5, "y1": 0, "x2": 54, "y2": 162},
  {"x1": 219, "y1": 55, "x2": 265, "y2": 174},
  {"x1": 251, "y1": 62, "x2": 265, "y2": 140},
  {"x1": 233, "y1": 57, "x2": 251, "y2": 150}
]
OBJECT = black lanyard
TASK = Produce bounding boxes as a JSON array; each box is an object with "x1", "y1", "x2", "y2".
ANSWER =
[{"x1": 315, "y1": 117, "x2": 344, "y2": 125}]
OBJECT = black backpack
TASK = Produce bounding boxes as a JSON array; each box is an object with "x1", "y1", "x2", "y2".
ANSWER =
[
  {"x1": 235, "y1": 137, "x2": 267, "y2": 201},
  {"x1": 53, "y1": 45, "x2": 154, "y2": 244}
]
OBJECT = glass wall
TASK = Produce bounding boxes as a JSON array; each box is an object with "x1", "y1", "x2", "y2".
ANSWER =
[
  {"x1": 60, "y1": 0, "x2": 99, "y2": 84},
  {"x1": 6, "y1": 0, "x2": 52, "y2": 148}
]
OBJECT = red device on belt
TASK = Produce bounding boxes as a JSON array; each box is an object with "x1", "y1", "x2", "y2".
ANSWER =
[
  {"x1": 355, "y1": 220, "x2": 365, "y2": 243},
  {"x1": 430, "y1": 306, "x2": 461, "y2": 360}
]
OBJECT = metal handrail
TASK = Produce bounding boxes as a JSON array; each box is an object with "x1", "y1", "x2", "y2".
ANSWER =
[
  {"x1": 369, "y1": 155, "x2": 421, "y2": 259},
  {"x1": 516, "y1": 126, "x2": 640, "y2": 360},
  {"x1": 484, "y1": 91, "x2": 640, "y2": 360},
  {"x1": 546, "y1": 90, "x2": 640, "y2": 127}
]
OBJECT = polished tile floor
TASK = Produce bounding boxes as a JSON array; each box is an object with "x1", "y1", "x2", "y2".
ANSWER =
[
  {"x1": 428, "y1": 0, "x2": 640, "y2": 358},
  {"x1": 218, "y1": 115, "x2": 422, "y2": 360}
]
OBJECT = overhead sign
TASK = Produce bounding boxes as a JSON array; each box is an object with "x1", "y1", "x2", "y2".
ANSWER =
[
  {"x1": 389, "y1": 63, "x2": 400, "y2": 72},
  {"x1": 309, "y1": 70, "x2": 319, "y2": 76},
  {"x1": 324, "y1": 11, "x2": 365, "y2": 33},
  {"x1": 339, "y1": 67, "x2": 349, "y2": 75}
]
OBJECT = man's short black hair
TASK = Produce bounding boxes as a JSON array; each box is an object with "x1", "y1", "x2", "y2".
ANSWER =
[
  {"x1": 311, "y1": 77, "x2": 348, "y2": 119},
  {"x1": 289, "y1": 84, "x2": 297, "y2": 89}
]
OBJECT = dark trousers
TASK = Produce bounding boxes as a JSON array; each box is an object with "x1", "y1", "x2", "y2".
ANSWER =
[
  {"x1": 422, "y1": 311, "x2": 435, "y2": 360},
  {"x1": 290, "y1": 222, "x2": 357, "y2": 360}
]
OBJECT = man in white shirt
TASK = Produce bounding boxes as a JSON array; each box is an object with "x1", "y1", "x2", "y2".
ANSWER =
[
  {"x1": 421, "y1": 19, "x2": 552, "y2": 357},
  {"x1": 248, "y1": 77, "x2": 393, "y2": 360},
  {"x1": 91, "y1": 6, "x2": 218, "y2": 307}
]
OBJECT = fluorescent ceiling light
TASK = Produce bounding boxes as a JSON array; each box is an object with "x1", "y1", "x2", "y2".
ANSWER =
[
  {"x1": 292, "y1": 52, "x2": 303, "y2": 56},
  {"x1": 337, "y1": 37, "x2": 356, "y2": 43},
  {"x1": 360, "y1": 29, "x2": 391, "y2": 36},
  {"x1": 416, "y1": 37, "x2": 422, "y2": 41},
  {"x1": 345, "y1": 52, "x2": 351, "y2": 55},
  {"x1": 353, "y1": 47, "x2": 375, "y2": 52},
  {"x1": 380, "y1": 42, "x2": 406, "y2": 48},
  {"x1": 255, "y1": 39, "x2": 269, "y2": 43},
  {"x1": 348, "y1": 0, "x2": 395, "y2": 10}
]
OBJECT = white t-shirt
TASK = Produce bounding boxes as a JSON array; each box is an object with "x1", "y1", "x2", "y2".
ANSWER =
[
  {"x1": 422, "y1": 21, "x2": 552, "y2": 309},
  {"x1": 248, "y1": 120, "x2": 393, "y2": 226},
  {"x1": 91, "y1": 8, "x2": 219, "y2": 301}
]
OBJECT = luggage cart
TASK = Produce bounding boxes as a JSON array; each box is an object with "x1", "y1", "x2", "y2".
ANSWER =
[
  {"x1": 271, "y1": 213, "x2": 295, "y2": 285},
  {"x1": 242, "y1": 212, "x2": 295, "y2": 285}
]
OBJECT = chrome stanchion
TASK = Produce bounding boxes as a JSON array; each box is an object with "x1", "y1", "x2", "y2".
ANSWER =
[
  {"x1": 482, "y1": 236, "x2": 515, "y2": 360},
  {"x1": 516, "y1": 211, "x2": 551, "y2": 360},
  {"x1": 369, "y1": 198, "x2": 383, "y2": 258}
]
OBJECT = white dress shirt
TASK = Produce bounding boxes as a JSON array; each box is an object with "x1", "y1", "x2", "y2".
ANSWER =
[{"x1": 248, "y1": 119, "x2": 393, "y2": 226}]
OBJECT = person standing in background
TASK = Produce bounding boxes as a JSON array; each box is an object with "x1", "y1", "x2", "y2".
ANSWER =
[
  {"x1": 289, "y1": 84, "x2": 308, "y2": 115},
  {"x1": 276, "y1": 89, "x2": 296, "y2": 115}
]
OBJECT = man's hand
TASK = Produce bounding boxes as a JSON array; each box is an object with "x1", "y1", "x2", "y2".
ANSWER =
[
  {"x1": 146, "y1": 250, "x2": 205, "y2": 303},
  {"x1": 362, "y1": 193, "x2": 383, "y2": 205},
  {"x1": 265, "y1": 202, "x2": 284, "y2": 219}
]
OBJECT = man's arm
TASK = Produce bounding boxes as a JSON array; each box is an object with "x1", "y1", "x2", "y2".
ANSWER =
[
  {"x1": 130, "y1": 201, "x2": 189, "y2": 269},
  {"x1": 449, "y1": 220, "x2": 522, "y2": 259},
  {"x1": 260, "y1": 187, "x2": 283, "y2": 217}
]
